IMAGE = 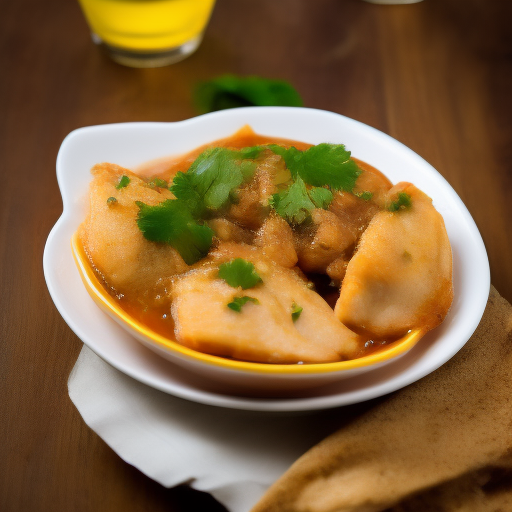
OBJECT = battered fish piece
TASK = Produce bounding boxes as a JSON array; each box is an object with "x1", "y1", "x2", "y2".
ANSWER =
[
  {"x1": 171, "y1": 250, "x2": 360, "y2": 364},
  {"x1": 335, "y1": 183, "x2": 453, "y2": 338},
  {"x1": 79, "y1": 163, "x2": 188, "y2": 304}
]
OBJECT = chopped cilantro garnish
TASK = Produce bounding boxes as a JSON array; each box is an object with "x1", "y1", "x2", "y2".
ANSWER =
[
  {"x1": 115, "y1": 175, "x2": 130, "y2": 190},
  {"x1": 174, "y1": 147, "x2": 258, "y2": 211},
  {"x1": 218, "y1": 258, "x2": 262, "y2": 289},
  {"x1": 137, "y1": 146, "x2": 267, "y2": 262},
  {"x1": 270, "y1": 177, "x2": 315, "y2": 224},
  {"x1": 148, "y1": 178, "x2": 168, "y2": 189},
  {"x1": 291, "y1": 302, "x2": 303, "y2": 322},
  {"x1": 188, "y1": 148, "x2": 244, "y2": 210},
  {"x1": 356, "y1": 191, "x2": 373, "y2": 201},
  {"x1": 265, "y1": 143, "x2": 290, "y2": 162},
  {"x1": 136, "y1": 200, "x2": 214, "y2": 265},
  {"x1": 388, "y1": 192, "x2": 412, "y2": 212},
  {"x1": 194, "y1": 75, "x2": 303, "y2": 114},
  {"x1": 170, "y1": 171, "x2": 206, "y2": 218},
  {"x1": 269, "y1": 178, "x2": 333, "y2": 225},
  {"x1": 238, "y1": 146, "x2": 264, "y2": 160},
  {"x1": 227, "y1": 296, "x2": 260, "y2": 312},
  {"x1": 308, "y1": 187, "x2": 333, "y2": 209},
  {"x1": 268, "y1": 143, "x2": 361, "y2": 192},
  {"x1": 106, "y1": 196, "x2": 117, "y2": 206},
  {"x1": 239, "y1": 159, "x2": 258, "y2": 181}
]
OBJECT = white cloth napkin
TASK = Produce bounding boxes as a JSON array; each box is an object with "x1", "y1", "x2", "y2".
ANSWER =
[{"x1": 68, "y1": 345, "x2": 346, "y2": 512}]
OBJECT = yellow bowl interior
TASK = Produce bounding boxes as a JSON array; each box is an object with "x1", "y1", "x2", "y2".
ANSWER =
[{"x1": 72, "y1": 232, "x2": 424, "y2": 375}]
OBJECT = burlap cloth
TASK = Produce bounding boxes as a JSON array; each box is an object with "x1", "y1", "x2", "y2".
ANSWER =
[{"x1": 251, "y1": 286, "x2": 512, "y2": 512}]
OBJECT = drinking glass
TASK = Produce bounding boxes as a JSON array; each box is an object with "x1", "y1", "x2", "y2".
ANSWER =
[{"x1": 78, "y1": 0, "x2": 217, "y2": 67}]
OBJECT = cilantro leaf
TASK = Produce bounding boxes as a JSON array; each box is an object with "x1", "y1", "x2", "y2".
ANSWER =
[
  {"x1": 268, "y1": 144, "x2": 361, "y2": 192},
  {"x1": 308, "y1": 187, "x2": 333, "y2": 209},
  {"x1": 266, "y1": 145, "x2": 301, "y2": 179},
  {"x1": 194, "y1": 75, "x2": 303, "y2": 114},
  {"x1": 356, "y1": 191, "x2": 373, "y2": 201},
  {"x1": 269, "y1": 177, "x2": 315, "y2": 224},
  {"x1": 115, "y1": 175, "x2": 130, "y2": 190},
  {"x1": 170, "y1": 171, "x2": 206, "y2": 218},
  {"x1": 227, "y1": 296, "x2": 260, "y2": 312},
  {"x1": 388, "y1": 192, "x2": 412, "y2": 212},
  {"x1": 265, "y1": 144, "x2": 289, "y2": 159},
  {"x1": 148, "y1": 178, "x2": 168, "y2": 188},
  {"x1": 239, "y1": 159, "x2": 258, "y2": 181},
  {"x1": 136, "y1": 200, "x2": 213, "y2": 265},
  {"x1": 188, "y1": 148, "x2": 243, "y2": 210},
  {"x1": 218, "y1": 258, "x2": 262, "y2": 289},
  {"x1": 291, "y1": 302, "x2": 303, "y2": 322},
  {"x1": 182, "y1": 147, "x2": 258, "y2": 211},
  {"x1": 238, "y1": 146, "x2": 264, "y2": 160}
]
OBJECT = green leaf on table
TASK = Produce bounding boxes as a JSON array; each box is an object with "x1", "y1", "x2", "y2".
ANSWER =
[
  {"x1": 218, "y1": 258, "x2": 262, "y2": 289},
  {"x1": 194, "y1": 75, "x2": 303, "y2": 114},
  {"x1": 136, "y1": 199, "x2": 214, "y2": 265}
]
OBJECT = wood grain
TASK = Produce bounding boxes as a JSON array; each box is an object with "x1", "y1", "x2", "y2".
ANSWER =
[{"x1": 1, "y1": 0, "x2": 511, "y2": 510}]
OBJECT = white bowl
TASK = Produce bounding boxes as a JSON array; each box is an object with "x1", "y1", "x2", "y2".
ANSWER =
[{"x1": 44, "y1": 107, "x2": 489, "y2": 410}]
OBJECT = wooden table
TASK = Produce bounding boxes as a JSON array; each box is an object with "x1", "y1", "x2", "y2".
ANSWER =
[{"x1": 1, "y1": 0, "x2": 511, "y2": 510}]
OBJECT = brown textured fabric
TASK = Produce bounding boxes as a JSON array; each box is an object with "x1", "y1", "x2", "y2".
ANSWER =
[{"x1": 252, "y1": 286, "x2": 512, "y2": 512}]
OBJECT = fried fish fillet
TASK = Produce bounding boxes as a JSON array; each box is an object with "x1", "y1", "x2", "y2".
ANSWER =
[
  {"x1": 335, "y1": 183, "x2": 453, "y2": 338},
  {"x1": 171, "y1": 247, "x2": 361, "y2": 364},
  {"x1": 79, "y1": 163, "x2": 188, "y2": 302}
]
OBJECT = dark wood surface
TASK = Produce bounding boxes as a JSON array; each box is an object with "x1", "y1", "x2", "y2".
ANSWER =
[{"x1": 1, "y1": 0, "x2": 511, "y2": 510}]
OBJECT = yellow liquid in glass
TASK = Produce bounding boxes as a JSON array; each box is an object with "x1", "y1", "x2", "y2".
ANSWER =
[{"x1": 78, "y1": 0, "x2": 216, "y2": 51}]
